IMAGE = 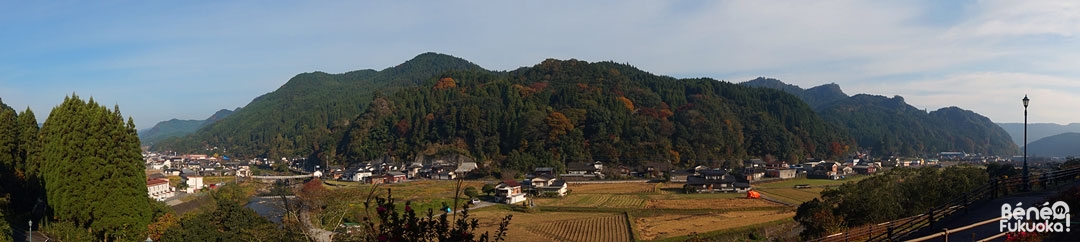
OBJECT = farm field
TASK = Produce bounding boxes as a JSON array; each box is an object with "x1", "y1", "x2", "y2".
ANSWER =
[
  {"x1": 568, "y1": 182, "x2": 658, "y2": 194},
  {"x1": 331, "y1": 179, "x2": 806, "y2": 241},
  {"x1": 635, "y1": 210, "x2": 795, "y2": 241},
  {"x1": 470, "y1": 210, "x2": 631, "y2": 242},
  {"x1": 752, "y1": 175, "x2": 870, "y2": 204}
]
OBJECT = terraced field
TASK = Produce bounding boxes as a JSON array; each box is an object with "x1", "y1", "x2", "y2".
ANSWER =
[{"x1": 527, "y1": 214, "x2": 633, "y2": 242}]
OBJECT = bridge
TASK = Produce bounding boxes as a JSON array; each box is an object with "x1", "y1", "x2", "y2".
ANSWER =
[{"x1": 808, "y1": 166, "x2": 1080, "y2": 242}]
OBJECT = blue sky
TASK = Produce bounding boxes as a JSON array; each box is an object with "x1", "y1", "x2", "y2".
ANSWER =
[{"x1": 2, "y1": 0, "x2": 1079, "y2": 129}]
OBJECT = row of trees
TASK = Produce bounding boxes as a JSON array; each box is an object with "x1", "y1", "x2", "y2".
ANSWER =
[
  {"x1": 794, "y1": 166, "x2": 989, "y2": 239},
  {"x1": 1, "y1": 96, "x2": 157, "y2": 241},
  {"x1": 0, "y1": 99, "x2": 39, "y2": 241}
]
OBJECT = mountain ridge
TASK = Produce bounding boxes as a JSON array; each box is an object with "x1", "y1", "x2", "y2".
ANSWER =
[
  {"x1": 1025, "y1": 132, "x2": 1080, "y2": 157},
  {"x1": 740, "y1": 77, "x2": 1018, "y2": 156},
  {"x1": 154, "y1": 52, "x2": 485, "y2": 158},
  {"x1": 138, "y1": 108, "x2": 237, "y2": 145},
  {"x1": 997, "y1": 123, "x2": 1080, "y2": 147}
]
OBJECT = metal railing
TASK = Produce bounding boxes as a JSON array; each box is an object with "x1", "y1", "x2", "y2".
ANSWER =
[{"x1": 807, "y1": 166, "x2": 1080, "y2": 242}]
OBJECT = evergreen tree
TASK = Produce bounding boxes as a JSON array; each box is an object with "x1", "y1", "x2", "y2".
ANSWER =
[
  {"x1": 16, "y1": 108, "x2": 40, "y2": 179},
  {"x1": 0, "y1": 102, "x2": 16, "y2": 181},
  {"x1": 0, "y1": 99, "x2": 16, "y2": 242},
  {"x1": 40, "y1": 95, "x2": 151, "y2": 241}
]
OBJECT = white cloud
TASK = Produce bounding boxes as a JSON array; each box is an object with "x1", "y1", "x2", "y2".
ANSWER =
[
  {"x1": 849, "y1": 72, "x2": 1080, "y2": 124},
  {"x1": 952, "y1": 0, "x2": 1080, "y2": 38},
  {"x1": 5, "y1": 0, "x2": 1080, "y2": 127}
]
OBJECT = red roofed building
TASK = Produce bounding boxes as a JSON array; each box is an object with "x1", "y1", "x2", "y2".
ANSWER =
[{"x1": 147, "y1": 178, "x2": 174, "y2": 201}]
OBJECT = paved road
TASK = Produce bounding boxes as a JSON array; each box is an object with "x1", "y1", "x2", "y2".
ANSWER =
[{"x1": 12, "y1": 229, "x2": 52, "y2": 242}]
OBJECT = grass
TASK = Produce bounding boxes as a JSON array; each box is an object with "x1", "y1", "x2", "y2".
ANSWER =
[
  {"x1": 754, "y1": 175, "x2": 868, "y2": 189},
  {"x1": 753, "y1": 175, "x2": 873, "y2": 205}
]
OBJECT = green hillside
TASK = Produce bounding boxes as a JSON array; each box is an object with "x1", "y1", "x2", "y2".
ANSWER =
[
  {"x1": 153, "y1": 53, "x2": 485, "y2": 158},
  {"x1": 337, "y1": 59, "x2": 853, "y2": 171},
  {"x1": 742, "y1": 78, "x2": 1019, "y2": 156}
]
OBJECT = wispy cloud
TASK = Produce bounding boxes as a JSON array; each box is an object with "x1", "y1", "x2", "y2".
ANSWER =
[{"x1": 1, "y1": 0, "x2": 1078, "y2": 127}]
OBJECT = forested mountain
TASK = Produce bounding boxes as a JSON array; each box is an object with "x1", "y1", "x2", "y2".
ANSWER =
[
  {"x1": 741, "y1": 78, "x2": 1018, "y2": 156},
  {"x1": 741, "y1": 78, "x2": 847, "y2": 109},
  {"x1": 997, "y1": 123, "x2": 1080, "y2": 147},
  {"x1": 154, "y1": 53, "x2": 485, "y2": 158},
  {"x1": 138, "y1": 108, "x2": 236, "y2": 145},
  {"x1": 1025, "y1": 132, "x2": 1080, "y2": 157},
  {"x1": 338, "y1": 59, "x2": 853, "y2": 172}
]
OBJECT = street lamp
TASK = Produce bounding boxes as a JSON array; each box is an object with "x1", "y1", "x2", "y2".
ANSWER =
[
  {"x1": 28, "y1": 220, "x2": 32, "y2": 242},
  {"x1": 1023, "y1": 95, "x2": 1030, "y2": 192}
]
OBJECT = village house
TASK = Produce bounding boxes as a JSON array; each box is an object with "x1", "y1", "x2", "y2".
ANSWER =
[
  {"x1": 853, "y1": 165, "x2": 877, "y2": 175},
  {"x1": 182, "y1": 175, "x2": 203, "y2": 193},
  {"x1": 636, "y1": 161, "x2": 671, "y2": 178},
  {"x1": 495, "y1": 180, "x2": 527, "y2": 204},
  {"x1": 534, "y1": 167, "x2": 556, "y2": 177},
  {"x1": 561, "y1": 161, "x2": 605, "y2": 181},
  {"x1": 743, "y1": 159, "x2": 767, "y2": 181},
  {"x1": 381, "y1": 171, "x2": 408, "y2": 184},
  {"x1": 765, "y1": 168, "x2": 797, "y2": 179},
  {"x1": 668, "y1": 169, "x2": 694, "y2": 183},
  {"x1": 538, "y1": 180, "x2": 568, "y2": 197},
  {"x1": 684, "y1": 169, "x2": 750, "y2": 193},
  {"x1": 147, "y1": 178, "x2": 174, "y2": 201},
  {"x1": 454, "y1": 161, "x2": 478, "y2": 176},
  {"x1": 523, "y1": 176, "x2": 568, "y2": 197},
  {"x1": 808, "y1": 161, "x2": 844, "y2": 179}
]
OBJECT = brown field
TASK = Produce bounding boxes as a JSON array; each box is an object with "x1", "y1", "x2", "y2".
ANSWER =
[
  {"x1": 471, "y1": 210, "x2": 630, "y2": 242},
  {"x1": 534, "y1": 194, "x2": 647, "y2": 208},
  {"x1": 350, "y1": 180, "x2": 797, "y2": 241},
  {"x1": 528, "y1": 214, "x2": 632, "y2": 242},
  {"x1": 635, "y1": 210, "x2": 796, "y2": 241},
  {"x1": 646, "y1": 197, "x2": 781, "y2": 210},
  {"x1": 569, "y1": 182, "x2": 658, "y2": 194}
]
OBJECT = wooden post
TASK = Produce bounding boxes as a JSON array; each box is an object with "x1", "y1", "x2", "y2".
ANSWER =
[
  {"x1": 928, "y1": 210, "x2": 935, "y2": 230},
  {"x1": 887, "y1": 226, "x2": 894, "y2": 242}
]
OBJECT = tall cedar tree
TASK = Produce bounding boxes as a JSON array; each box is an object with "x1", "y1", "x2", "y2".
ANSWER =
[
  {"x1": 40, "y1": 95, "x2": 151, "y2": 241},
  {"x1": 0, "y1": 99, "x2": 17, "y2": 242}
]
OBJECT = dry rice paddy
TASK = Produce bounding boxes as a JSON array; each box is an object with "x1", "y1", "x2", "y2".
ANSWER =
[{"x1": 635, "y1": 210, "x2": 795, "y2": 241}]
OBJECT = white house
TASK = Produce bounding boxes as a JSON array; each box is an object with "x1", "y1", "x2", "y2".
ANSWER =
[
  {"x1": 184, "y1": 175, "x2": 204, "y2": 193},
  {"x1": 495, "y1": 180, "x2": 527, "y2": 204},
  {"x1": 350, "y1": 171, "x2": 373, "y2": 182},
  {"x1": 147, "y1": 178, "x2": 174, "y2": 201}
]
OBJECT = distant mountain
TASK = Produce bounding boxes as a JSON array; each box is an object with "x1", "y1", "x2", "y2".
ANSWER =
[
  {"x1": 741, "y1": 78, "x2": 847, "y2": 109},
  {"x1": 154, "y1": 52, "x2": 486, "y2": 158},
  {"x1": 740, "y1": 78, "x2": 1019, "y2": 156},
  {"x1": 139, "y1": 108, "x2": 236, "y2": 145},
  {"x1": 997, "y1": 123, "x2": 1080, "y2": 147},
  {"x1": 1025, "y1": 132, "x2": 1080, "y2": 157}
]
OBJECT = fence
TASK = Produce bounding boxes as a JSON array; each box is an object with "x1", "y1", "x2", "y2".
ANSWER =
[{"x1": 807, "y1": 166, "x2": 1080, "y2": 242}]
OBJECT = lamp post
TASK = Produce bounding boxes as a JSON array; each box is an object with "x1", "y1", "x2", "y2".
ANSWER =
[
  {"x1": 1023, "y1": 95, "x2": 1030, "y2": 192},
  {"x1": 28, "y1": 220, "x2": 32, "y2": 242}
]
